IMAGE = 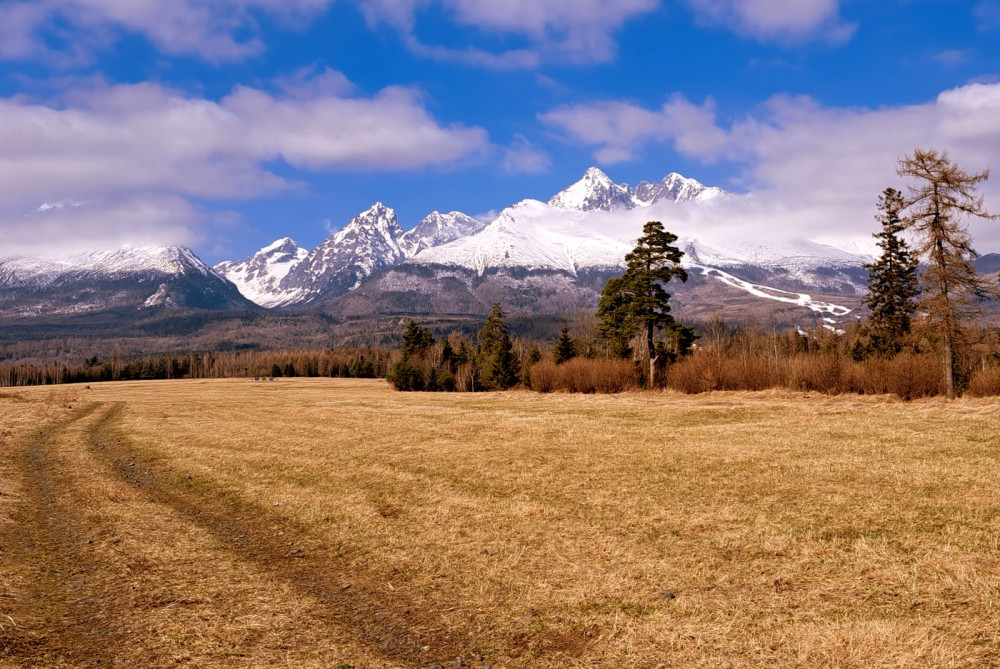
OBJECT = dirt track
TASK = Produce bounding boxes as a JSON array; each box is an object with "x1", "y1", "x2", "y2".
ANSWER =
[{"x1": 1, "y1": 400, "x2": 484, "y2": 667}]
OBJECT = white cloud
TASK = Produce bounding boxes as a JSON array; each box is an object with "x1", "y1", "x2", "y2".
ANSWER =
[
  {"x1": 540, "y1": 95, "x2": 729, "y2": 164},
  {"x1": 932, "y1": 49, "x2": 968, "y2": 67},
  {"x1": 0, "y1": 74, "x2": 489, "y2": 255},
  {"x1": 0, "y1": 0, "x2": 857, "y2": 67},
  {"x1": 975, "y1": 1, "x2": 1000, "y2": 31},
  {"x1": 5, "y1": 195, "x2": 201, "y2": 257},
  {"x1": 502, "y1": 135, "x2": 552, "y2": 174},
  {"x1": 0, "y1": 0, "x2": 334, "y2": 63},
  {"x1": 684, "y1": 0, "x2": 854, "y2": 43},
  {"x1": 541, "y1": 82, "x2": 1000, "y2": 251},
  {"x1": 357, "y1": 0, "x2": 660, "y2": 66}
]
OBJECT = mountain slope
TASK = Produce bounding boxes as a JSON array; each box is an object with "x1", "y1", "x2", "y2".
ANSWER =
[{"x1": 0, "y1": 247, "x2": 254, "y2": 317}]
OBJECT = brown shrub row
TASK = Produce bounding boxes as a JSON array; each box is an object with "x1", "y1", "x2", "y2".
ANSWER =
[
  {"x1": 529, "y1": 358, "x2": 639, "y2": 393},
  {"x1": 521, "y1": 352, "x2": 1000, "y2": 399},
  {"x1": 666, "y1": 352, "x2": 944, "y2": 399}
]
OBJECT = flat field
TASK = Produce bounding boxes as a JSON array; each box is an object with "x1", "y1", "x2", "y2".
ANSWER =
[{"x1": 1, "y1": 379, "x2": 999, "y2": 668}]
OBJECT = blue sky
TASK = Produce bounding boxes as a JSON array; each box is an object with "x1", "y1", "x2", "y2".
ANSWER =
[{"x1": 2, "y1": 0, "x2": 999, "y2": 262}]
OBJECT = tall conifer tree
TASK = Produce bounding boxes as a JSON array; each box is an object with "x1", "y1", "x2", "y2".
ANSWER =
[
  {"x1": 476, "y1": 303, "x2": 520, "y2": 390},
  {"x1": 596, "y1": 221, "x2": 687, "y2": 385},
  {"x1": 863, "y1": 187, "x2": 919, "y2": 357}
]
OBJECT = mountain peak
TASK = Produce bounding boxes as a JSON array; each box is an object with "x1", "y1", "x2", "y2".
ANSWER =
[
  {"x1": 259, "y1": 237, "x2": 301, "y2": 254},
  {"x1": 634, "y1": 172, "x2": 725, "y2": 206},
  {"x1": 400, "y1": 210, "x2": 485, "y2": 258},
  {"x1": 549, "y1": 167, "x2": 633, "y2": 212},
  {"x1": 363, "y1": 201, "x2": 390, "y2": 216},
  {"x1": 346, "y1": 202, "x2": 400, "y2": 235},
  {"x1": 582, "y1": 166, "x2": 612, "y2": 181}
]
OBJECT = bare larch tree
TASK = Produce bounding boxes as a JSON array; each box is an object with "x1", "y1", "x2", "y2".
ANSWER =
[{"x1": 897, "y1": 148, "x2": 999, "y2": 399}]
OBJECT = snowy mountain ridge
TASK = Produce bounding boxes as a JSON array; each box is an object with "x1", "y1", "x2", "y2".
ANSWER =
[
  {"x1": 0, "y1": 246, "x2": 251, "y2": 316},
  {"x1": 548, "y1": 167, "x2": 724, "y2": 212},
  {"x1": 215, "y1": 204, "x2": 486, "y2": 307},
  {"x1": 1, "y1": 246, "x2": 222, "y2": 287},
  {"x1": 2, "y1": 167, "x2": 874, "y2": 324}
]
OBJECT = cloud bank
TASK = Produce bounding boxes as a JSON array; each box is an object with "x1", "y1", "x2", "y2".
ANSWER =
[
  {"x1": 357, "y1": 0, "x2": 661, "y2": 67},
  {"x1": 0, "y1": 0, "x2": 857, "y2": 69},
  {"x1": 0, "y1": 73, "x2": 489, "y2": 256},
  {"x1": 542, "y1": 82, "x2": 1000, "y2": 250},
  {"x1": 0, "y1": 0, "x2": 334, "y2": 63}
]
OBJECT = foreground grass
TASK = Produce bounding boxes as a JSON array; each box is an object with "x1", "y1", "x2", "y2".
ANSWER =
[{"x1": 2, "y1": 379, "x2": 999, "y2": 667}]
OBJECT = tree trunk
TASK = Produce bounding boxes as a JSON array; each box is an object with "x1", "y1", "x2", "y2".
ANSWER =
[
  {"x1": 646, "y1": 320, "x2": 655, "y2": 388},
  {"x1": 943, "y1": 328, "x2": 955, "y2": 400}
]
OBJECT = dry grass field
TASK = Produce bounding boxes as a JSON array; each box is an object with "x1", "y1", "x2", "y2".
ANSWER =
[{"x1": 2, "y1": 378, "x2": 999, "y2": 667}]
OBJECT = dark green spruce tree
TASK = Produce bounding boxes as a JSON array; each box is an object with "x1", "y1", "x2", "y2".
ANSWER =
[
  {"x1": 387, "y1": 320, "x2": 434, "y2": 391},
  {"x1": 596, "y1": 221, "x2": 688, "y2": 385},
  {"x1": 476, "y1": 303, "x2": 520, "y2": 390},
  {"x1": 400, "y1": 319, "x2": 434, "y2": 359},
  {"x1": 554, "y1": 321, "x2": 576, "y2": 364},
  {"x1": 862, "y1": 187, "x2": 919, "y2": 357}
]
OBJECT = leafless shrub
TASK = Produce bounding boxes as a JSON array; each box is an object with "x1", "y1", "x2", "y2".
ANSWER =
[
  {"x1": 528, "y1": 359, "x2": 638, "y2": 393},
  {"x1": 966, "y1": 366, "x2": 1000, "y2": 397}
]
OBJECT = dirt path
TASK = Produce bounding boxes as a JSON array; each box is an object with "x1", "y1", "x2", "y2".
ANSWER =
[
  {"x1": 1, "y1": 403, "x2": 133, "y2": 666},
  {"x1": 2, "y1": 400, "x2": 486, "y2": 667}
]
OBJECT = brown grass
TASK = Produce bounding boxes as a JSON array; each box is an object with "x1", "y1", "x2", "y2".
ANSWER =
[{"x1": 2, "y1": 379, "x2": 1000, "y2": 667}]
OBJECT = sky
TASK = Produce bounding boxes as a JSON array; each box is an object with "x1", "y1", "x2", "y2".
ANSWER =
[{"x1": 1, "y1": 0, "x2": 999, "y2": 263}]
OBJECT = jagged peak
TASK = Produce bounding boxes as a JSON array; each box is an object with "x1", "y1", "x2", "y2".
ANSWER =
[
  {"x1": 581, "y1": 166, "x2": 613, "y2": 182},
  {"x1": 318, "y1": 202, "x2": 404, "y2": 246},
  {"x1": 661, "y1": 172, "x2": 704, "y2": 187},
  {"x1": 259, "y1": 237, "x2": 301, "y2": 254},
  {"x1": 348, "y1": 202, "x2": 398, "y2": 230},
  {"x1": 548, "y1": 168, "x2": 632, "y2": 211},
  {"x1": 362, "y1": 201, "x2": 392, "y2": 216}
]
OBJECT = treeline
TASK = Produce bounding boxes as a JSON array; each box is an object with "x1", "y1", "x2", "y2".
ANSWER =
[
  {"x1": 388, "y1": 312, "x2": 1000, "y2": 398},
  {"x1": 0, "y1": 348, "x2": 391, "y2": 387}
]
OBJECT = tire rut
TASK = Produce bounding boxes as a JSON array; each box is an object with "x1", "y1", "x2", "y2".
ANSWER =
[
  {"x1": 86, "y1": 402, "x2": 488, "y2": 668},
  {"x1": 0, "y1": 402, "x2": 133, "y2": 666}
]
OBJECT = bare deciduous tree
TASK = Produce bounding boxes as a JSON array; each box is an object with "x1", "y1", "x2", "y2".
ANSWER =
[{"x1": 897, "y1": 148, "x2": 999, "y2": 398}]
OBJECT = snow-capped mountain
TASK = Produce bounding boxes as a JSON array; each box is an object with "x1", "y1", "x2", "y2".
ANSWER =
[
  {"x1": 214, "y1": 167, "x2": 870, "y2": 325},
  {"x1": 634, "y1": 173, "x2": 725, "y2": 206},
  {"x1": 280, "y1": 201, "x2": 406, "y2": 304},
  {"x1": 0, "y1": 246, "x2": 253, "y2": 317},
  {"x1": 217, "y1": 205, "x2": 485, "y2": 307},
  {"x1": 399, "y1": 211, "x2": 485, "y2": 257},
  {"x1": 548, "y1": 167, "x2": 724, "y2": 212},
  {"x1": 214, "y1": 238, "x2": 309, "y2": 309},
  {"x1": 331, "y1": 176, "x2": 868, "y2": 324},
  {"x1": 549, "y1": 167, "x2": 637, "y2": 211},
  {"x1": 2, "y1": 167, "x2": 877, "y2": 328},
  {"x1": 414, "y1": 199, "x2": 631, "y2": 275}
]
